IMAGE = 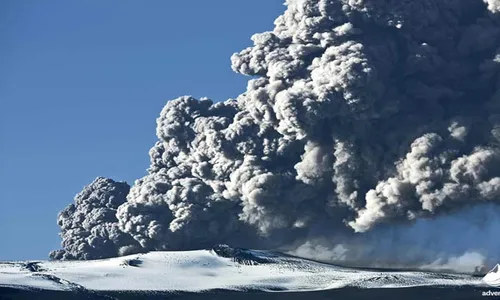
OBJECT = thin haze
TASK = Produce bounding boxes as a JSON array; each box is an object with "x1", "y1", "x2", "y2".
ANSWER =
[{"x1": 0, "y1": 0, "x2": 284, "y2": 260}]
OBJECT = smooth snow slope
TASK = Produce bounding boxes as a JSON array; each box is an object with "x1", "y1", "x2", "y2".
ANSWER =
[{"x1": 0, "y1": 247, "x2": 483, "y2": 292}]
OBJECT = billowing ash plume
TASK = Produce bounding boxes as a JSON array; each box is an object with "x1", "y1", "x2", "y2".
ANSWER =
[
  {"x1": 50, "y1": 178, "x2": 140, "y2": 260},
  {"x1": 53, "y1": 0, "x2": 500, "y2": 272}
]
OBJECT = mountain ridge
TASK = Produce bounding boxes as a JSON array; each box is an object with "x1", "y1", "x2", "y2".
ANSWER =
[{"x1": 0, "y1": 245, "x2": 482, "y2": 294}]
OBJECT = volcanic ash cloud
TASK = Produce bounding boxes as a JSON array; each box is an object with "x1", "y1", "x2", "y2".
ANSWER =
[
  {"x1": 50, "y1": 177, "x2": 141, "y2": 260},
  {"x1": 52, "y1": 0, "x2": 500, "y2": 271}
]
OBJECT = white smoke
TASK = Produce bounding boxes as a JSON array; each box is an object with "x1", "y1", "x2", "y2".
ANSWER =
[{"x1": 291, "y1": 204, "x2": 500, "y2": 273}]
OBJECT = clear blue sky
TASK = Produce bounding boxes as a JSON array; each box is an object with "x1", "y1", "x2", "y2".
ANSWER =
[{"x1": 0, "y1": 1, "x2": 284, "y2": 260}]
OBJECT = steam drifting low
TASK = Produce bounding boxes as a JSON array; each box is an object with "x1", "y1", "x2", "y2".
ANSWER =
[{"x1": 52, "y1": 0, "x2": 500, "y2": 273}]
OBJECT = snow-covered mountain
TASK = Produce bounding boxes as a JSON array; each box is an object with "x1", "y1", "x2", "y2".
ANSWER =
[
  {"x1": 483, "y1": 264, "x2": 500, "y2": 287},
  {"x1": 0, "y1": 245, "x2": 482, "y2": 293}
]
